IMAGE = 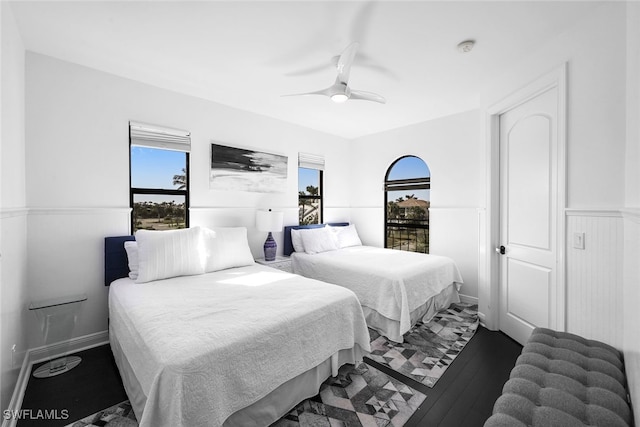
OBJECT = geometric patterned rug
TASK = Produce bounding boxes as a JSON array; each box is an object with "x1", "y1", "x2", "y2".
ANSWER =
[
  {"x1": 368, "y1": 303, "x2": 479, "y2": 388},
  {"x1": 64, "y1": 401, "x2": 136, "y2": 427},
  {"x1": 64, "y1": 363, "x2": 425, "y2": 427},
  {"x1": 272, "y1": 362, "x2": 426, "y2": 426}
]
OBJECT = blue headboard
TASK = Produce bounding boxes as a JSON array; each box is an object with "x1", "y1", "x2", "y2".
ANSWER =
[
  {"x1": 104, "y1": 236, "x2": 135, "y2": 286},
  {"x1": 283, "y1": 223, "x2": 348, "y2": 256}
]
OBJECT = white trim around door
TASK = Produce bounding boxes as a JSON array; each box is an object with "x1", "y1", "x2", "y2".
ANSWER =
[{"x1": 482, "y1": 63, "x2": 567, "y2": 334}]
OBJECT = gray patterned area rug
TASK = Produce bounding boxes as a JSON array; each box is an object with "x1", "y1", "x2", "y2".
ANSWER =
[
  {"x1": 65, "y1": 363, "x2": 425, "y2": 427},
  {"x1": 64, "y1": 401, "x2": 136, "y2": 427},
  {"x1": 368, "y1": 303, "x2": 479, "y2": 388},
  {"x1": 273, "y1": 362, "x2": 425, "y2": 426}
]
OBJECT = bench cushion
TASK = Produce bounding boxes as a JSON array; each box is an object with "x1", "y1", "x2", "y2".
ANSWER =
[{"x1": 484, "y1": 327, "x2": 631, "y2": 427}]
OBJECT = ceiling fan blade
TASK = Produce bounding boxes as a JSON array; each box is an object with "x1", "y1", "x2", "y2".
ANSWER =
[
  {"x1": 349, "y1": 89, "x2": 386, "y2": 104},
  {"x1": 350, "y1": 2, "x2": 377, "y2": 45},
  {"x1": 336, "y1": 42, "x2": 359, "y2": 84},
  {"x1": 282, "y1": 86, "x2": 333, "y2": 98}
]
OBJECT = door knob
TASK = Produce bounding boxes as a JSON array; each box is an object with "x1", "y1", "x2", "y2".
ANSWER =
[{"x1": 495, "y1": 245, "x2": 506, "y2": 255}]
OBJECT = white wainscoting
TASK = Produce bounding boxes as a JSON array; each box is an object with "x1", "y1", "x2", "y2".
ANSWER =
[
  {"x1": 348, "y1": 207, "x2": 385, "y2": 247},
  {"x1": 429, "y1": 207, "x2": 482, "y2": 302},
  {"x1": 622, "y1": 208, "x2": 640, "y2": 420},
  {"x1": 1, "y1": 209, "x2": 29, "y2": 420},
  {"x1": 565, "y1": 209, "x2": 624, "y2": 348},
  {"x1": 25, "y1": 207, "x2": 131, "y2": 350}
]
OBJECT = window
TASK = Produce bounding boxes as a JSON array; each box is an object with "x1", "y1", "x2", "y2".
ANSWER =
[
  {"x1": 129, "y1": 122, "x2": 190, "y2": 232},
  {"x1": 384, "y1": 156, "x2": 430, "y2": 253},
  {"x1": 298, "y1": 153, "x2": 324, "y2": 225}
]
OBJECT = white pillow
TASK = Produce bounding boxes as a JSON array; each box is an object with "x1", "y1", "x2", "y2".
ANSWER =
[
  {"x1": 290, "y1": 228, "x2": 305, "y2": 253},
  {"x1": 202, "y1": 227, "x2": 255, "y2": 272},
  {"x1": 299, "y1": 227, "x2": 339, "y2": 254},
  {"x1": 135, "y1": 227, "x2": 206, "y2": 283},
  {"x1": 330, "y1": 224, "x2": 362, "y2": 248},
  {"x1": 123, "y1": 241, "x2": 139, "y2": 280}
]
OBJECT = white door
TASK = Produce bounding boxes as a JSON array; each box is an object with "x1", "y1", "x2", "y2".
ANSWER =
[{"x1": 498, "y1": 86, "x2": 559, "y2": 345}]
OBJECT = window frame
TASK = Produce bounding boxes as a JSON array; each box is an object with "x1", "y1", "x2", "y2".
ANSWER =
[
  {"x1": 298, "y1": 168, "x2": 323, "y2": 225},
  {"x1": 129, "y1": 147, "x2": 190, "y2": 233},
  {"x1": 384, "y1": 155, "x2": 430, "y2": 253}
]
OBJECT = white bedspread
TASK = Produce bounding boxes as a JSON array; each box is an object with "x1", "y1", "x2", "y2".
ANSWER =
[
  {"x1": 292, "y1": 246, "x2": 463, "y2": 340},
  {"x1": 109, "y1": 264, "x2": 370, "y2": 427}
]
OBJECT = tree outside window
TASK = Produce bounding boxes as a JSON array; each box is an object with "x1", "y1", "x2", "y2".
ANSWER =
[
  {"x1": 130, "y1": 147, "x2": 189, "y2": 232},
  {"x1": 298, "y1": 168, "x2": 322, "y2": 225},
  {"x1": 384, "y1": 156, "x2": 430, "y2": 253}
]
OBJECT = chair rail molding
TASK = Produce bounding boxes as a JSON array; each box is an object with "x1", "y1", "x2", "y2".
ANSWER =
[
  {"x1": 27, "y1": 207, "x2": 131, "y2": 216},
  {"x1": 565, "y1": 208, "x2": 623, "y2": 218},
  {"x1": 0, "y1": 207, "x2": 29, "y2": 219},
  {"x1": 621, "y1": 208, "x2": 640, "y2": 223}
]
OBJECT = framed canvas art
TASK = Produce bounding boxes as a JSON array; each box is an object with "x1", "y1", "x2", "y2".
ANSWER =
[{"x1": 210, "y1": 143, "x2": 288, "y2": 193}]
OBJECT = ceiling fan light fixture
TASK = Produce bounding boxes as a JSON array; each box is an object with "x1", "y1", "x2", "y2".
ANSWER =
[
  {"x1": 284, "y1": 43, "x2": 385, "y2": 104},
  {"x1": 331, "y1": 93, "x2": 349, "y2": 103}
]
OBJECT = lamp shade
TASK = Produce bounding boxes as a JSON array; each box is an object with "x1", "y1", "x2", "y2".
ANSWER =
[{"x1": 256, "y1": 210, "x2": 284, "y2": 233}]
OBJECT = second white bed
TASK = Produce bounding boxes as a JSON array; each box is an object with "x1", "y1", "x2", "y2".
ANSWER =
[{"x1": 292, "y1": 245, "x2": 464, "y2": 342}]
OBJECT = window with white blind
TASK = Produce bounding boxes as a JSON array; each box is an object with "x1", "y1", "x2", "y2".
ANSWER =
[
  {"x1": 129, "y1": 122, "x2": 191, "y2": 232},
  {"x1": 298, "y1": 153, "x2": 324, "y2": 225}
]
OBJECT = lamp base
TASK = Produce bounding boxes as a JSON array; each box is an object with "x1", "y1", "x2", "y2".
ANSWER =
[{"x1": 264, "y1": 232, "x2": 277, "y2": 261}]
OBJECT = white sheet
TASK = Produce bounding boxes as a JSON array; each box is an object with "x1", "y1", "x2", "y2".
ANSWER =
[
  {"x1": 291, "y1": 246, "x2": 464, "y2": 342},
  {"x1": 109, "y1": 264, "x2": 371, "y2": 427}
]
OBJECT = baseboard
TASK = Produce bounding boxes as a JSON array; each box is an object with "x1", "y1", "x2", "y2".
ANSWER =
[
  {"x1": 2, "y1": 350, "x2": 32, "y2": 427},
  {"x1": 458, "y1": 293, "x2": 478, "y2": 305},
  {"x1": 28, "y1": 330, "x2": 109, "y2": 365},
  {"x1": 477, "y1": 311, "x2": 487, "y2": 328},
  {"x1": 2, "y1": 331, "x2": 109, "y2": 427}
]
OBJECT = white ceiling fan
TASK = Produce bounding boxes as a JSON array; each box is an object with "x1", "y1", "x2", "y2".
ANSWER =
[{"x1": 284, "y1": 42, "x2": 386, "y2": 104}]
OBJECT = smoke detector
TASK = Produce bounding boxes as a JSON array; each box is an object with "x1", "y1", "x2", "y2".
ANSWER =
[{"x1": 457, "y1": 40, "x2": 475, "y2": 53}]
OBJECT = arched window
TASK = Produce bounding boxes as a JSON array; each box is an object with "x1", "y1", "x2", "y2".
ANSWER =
[{"x1": 384, "y1": 156, "x2": 430, "y2": 253}]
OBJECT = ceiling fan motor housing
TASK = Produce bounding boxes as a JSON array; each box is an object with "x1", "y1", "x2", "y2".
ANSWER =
[{"x1": 330, "y1": 82, "x2": 351, "y2": 102}]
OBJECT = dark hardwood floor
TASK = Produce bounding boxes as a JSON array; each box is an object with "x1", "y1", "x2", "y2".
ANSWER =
[
  {"x1": 17, "y1": 326, "x2": 521, "y2": 427},
  {"x1": 373, "y1": 326, "x2": 523, "y2": 427},
  {"x1": 18, "y1": 346, "x2": 127, "y2": 427}
]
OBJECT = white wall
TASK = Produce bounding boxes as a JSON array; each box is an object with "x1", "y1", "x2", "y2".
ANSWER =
[
  {"x1": 24, "y1": 52, "x2": 352, "y2": 348},
  {"x1": 482, "y1": 2, "x2": 626, "y2": 209},
  {"x1": 0, "y1": 2, "x2": 29, "y2": 413},
  {"x1": 478, "y1": 1, "x2": 629, "y2": 345},
  {"x1": 623, "y1": 0, "x2": 640, "y2": 420},
  {"x1": 349, "y1": 109, "x2": 483, "y2": 302}
]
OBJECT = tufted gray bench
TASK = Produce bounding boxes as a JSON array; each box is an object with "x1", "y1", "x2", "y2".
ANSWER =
[{"x1": 484, "y1": 327, "x2": 633, "y2": 427}]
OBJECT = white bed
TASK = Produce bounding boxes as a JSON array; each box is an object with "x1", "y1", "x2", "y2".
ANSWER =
[
  {"x1": 288, "y1": 228, "x2": 463, "y2": 342},
  {"x1": 105, "y1": 228, "x2": 370, "y2": 427}
]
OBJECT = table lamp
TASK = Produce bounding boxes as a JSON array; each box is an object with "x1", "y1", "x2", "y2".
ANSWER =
[{"x1": 256, "y1": 209, "x2": 284, "y2": 261}]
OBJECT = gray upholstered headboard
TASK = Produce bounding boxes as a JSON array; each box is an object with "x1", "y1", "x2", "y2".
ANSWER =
[
  {"x1": 104, "y1": 236, "x2": 135, "y2": 286},
  {"x1": 283, "y1": 223, "x2": 348, "y2": 256}
]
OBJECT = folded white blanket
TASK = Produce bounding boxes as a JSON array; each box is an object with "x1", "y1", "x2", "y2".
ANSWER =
[
  {"x1": 109, "y1": 264, "x2": 371, "y2": 427},
  {"x1": 292, "y1": 246, "x2": 463, "y2": 340}
]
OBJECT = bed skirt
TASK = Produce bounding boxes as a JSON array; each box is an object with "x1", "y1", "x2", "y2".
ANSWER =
[
  {"x1": 362, "y1": 282, "x2": 460, "y2": 343},
  {"x1": 110, "y1": 330, "x2": 365, "y2": 427}
]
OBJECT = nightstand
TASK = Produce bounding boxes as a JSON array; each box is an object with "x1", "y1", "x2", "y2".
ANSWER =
[{"x1": 255, "y1": 255, "x2": 292, "y2": 273}]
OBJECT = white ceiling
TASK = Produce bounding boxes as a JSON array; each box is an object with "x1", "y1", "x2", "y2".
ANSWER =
[{"x1": 10, "y1": 1, "x2": 603, "y2": 139}]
